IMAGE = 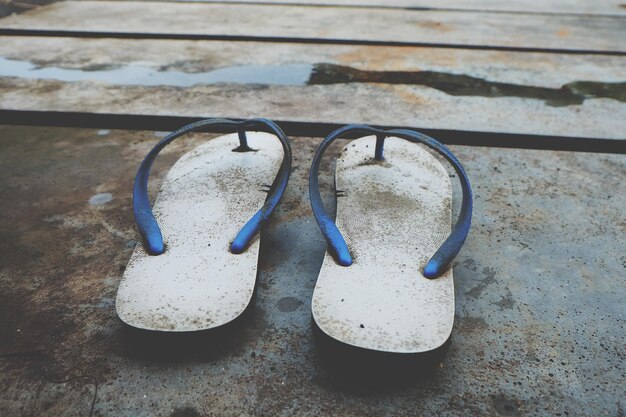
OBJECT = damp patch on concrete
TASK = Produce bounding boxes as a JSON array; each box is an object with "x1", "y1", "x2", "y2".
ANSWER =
[
  {"x1": 0, "y1": 56, "x2": 312, "y2": 87},
  {"x1": 89, "y1": 193, "x2": 113, "y2": 206},
  {"x1": 277, "y1": 296, "x2": 304, "y2": 313},
  {"x1": 309, "y1": 63, "x2": 626, "y2": 107}
]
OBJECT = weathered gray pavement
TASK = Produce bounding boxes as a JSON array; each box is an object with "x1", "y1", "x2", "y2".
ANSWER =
[{"x1": 0, "y1": 126, "x2": 624, "y2": 416}]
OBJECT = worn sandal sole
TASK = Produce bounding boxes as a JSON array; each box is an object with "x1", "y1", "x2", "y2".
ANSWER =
[
  {"x1": 116, "y1": 130, "x2": 285, "y2": 332},
  {"x1": 312, "y1": 136, "x2": 456, "y2": 353}
]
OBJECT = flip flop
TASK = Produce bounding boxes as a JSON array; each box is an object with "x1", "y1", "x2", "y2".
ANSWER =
[
  {"x1": 309, "y1": 125, "x2": 472, "y2": 353},
  {"x1": 116, "y1": 118, "x2": 291, "y2": 332}
]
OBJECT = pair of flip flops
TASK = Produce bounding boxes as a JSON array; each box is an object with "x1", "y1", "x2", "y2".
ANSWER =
[{"x1": 116, "y1": 118, "x2": 472, "y2": 354}]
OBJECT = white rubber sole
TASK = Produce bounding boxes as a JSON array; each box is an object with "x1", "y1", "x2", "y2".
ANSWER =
[
  {"x1": 116, "y1": 132, "x2": 283, "y2": 332},
  {"x1": 312, "y1": 136, "x2": 454, "y2": 353}
]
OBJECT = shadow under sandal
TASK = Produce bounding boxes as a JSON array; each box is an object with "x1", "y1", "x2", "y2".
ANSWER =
[
  {"x1": 309, "y1": 125, "x2": 472, "y2": 353},
  {"x1": 116, "y1": 118, "x2": 291, "y2": 332}
]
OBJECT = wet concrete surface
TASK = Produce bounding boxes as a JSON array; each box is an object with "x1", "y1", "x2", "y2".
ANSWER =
[
  {"x1": 2, "y1": 57, "x2": 623, "y2": 107},
  {"x1": 0, "y1": 125, "x2": 624, "y2": 416},
  {"x1": 0, "y1": 57, "x2": 314, "y2": 87},
  {"x1": 2, "y1": 37, "x2": 625, "y2": 140},
  {"x1": 0, "y1": 0, "x2": 55, "y2": 19}
]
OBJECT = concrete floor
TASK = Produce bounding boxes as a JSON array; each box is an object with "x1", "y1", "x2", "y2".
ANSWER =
[{"x1": 0, "y1": 125, "x2": 624, "y2": 416}]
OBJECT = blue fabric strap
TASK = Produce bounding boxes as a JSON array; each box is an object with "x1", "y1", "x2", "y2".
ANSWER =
[
  {"x1": 133, "y1": 118, "x2": 292, "y2": 255},
  {"x1": 308, "y1": 125, "x2": 472, "y2": 279}
]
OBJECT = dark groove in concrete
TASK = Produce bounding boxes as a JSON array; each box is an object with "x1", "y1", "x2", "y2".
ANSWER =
[
  {"x1": 2, "y1": 0, "x2": 625, "y2": 19},
  {"x1": 105, "y1": 1, "x2": 626, "y2": 18},
  {"x1": 1, "y1": 110, "x2": 624, "y2": 154},
  {"x1": 1, "y1": 29, "x2": 624, "y2": 56}
]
